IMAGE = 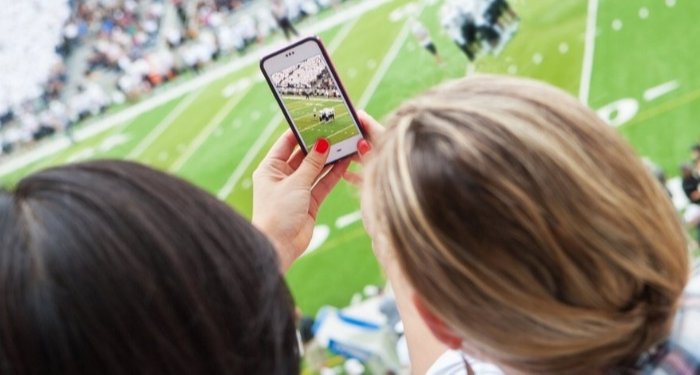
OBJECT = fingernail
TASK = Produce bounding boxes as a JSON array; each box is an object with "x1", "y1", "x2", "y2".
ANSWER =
[
  {"x1": 358, "y1": 139, "x2": 371, "y2": 155},
  {"x1": 314, "y1": 138, "x2": 330, "y2": 153}
]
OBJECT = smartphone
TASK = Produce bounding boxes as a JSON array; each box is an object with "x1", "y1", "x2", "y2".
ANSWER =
[{"x1": 260, "y1": 36, "x2": 365, "y2": 164}]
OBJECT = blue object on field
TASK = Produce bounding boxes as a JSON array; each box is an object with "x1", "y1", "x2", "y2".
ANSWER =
[
  {"x1": 312, "y1": 306, "x2": 334, "y2": 335},
  {"x1": 337, "y1": 311, "x2": 382, "y2": 331},
  {"x1": 328, "y1": 339, "x2": 373, "y2": 362}
]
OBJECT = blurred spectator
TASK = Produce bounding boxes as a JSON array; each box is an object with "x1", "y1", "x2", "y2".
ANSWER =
[
  {"x1": 682, "y1": 163, "x2": 700, "y2": 240},
  {"x1": 691, "y1": 144, "x2": 700, "y2": 160},
  {"x1": 644, "y1": 158, "x2": 671, "y2": 197},
  {"x1": 272, "y1": 0, "x2": 300, "y2": 40},
  {"x1": 682, "y1": 163, "x2": 700, "y2": 205}
]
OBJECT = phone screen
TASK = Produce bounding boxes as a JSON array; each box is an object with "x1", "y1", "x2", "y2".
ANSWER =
[{"x1": 266, "y1": 48, "x2": 362, "y2": 155}]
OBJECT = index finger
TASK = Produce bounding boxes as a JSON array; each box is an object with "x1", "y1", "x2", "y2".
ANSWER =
[{"x1": 264, "y1": 129, "x2": 298, "y2": 161}]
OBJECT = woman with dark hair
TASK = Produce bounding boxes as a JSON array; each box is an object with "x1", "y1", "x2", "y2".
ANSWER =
[{"x1": 0, "y1": 134, "x2": 348, "y2": 374}]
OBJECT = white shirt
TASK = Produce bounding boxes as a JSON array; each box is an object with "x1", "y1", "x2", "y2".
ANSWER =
[
  {"x1": 426, "y1": 351, "x2": 503, "y2": 375},
  {"x1": 412, "y1": 23, "x2": 433, "y2": 47}
]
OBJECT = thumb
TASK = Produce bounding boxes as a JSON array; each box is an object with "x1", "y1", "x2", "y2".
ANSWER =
[{"x1": 293, "y1": 138, "x2": 330, "y2": 187}]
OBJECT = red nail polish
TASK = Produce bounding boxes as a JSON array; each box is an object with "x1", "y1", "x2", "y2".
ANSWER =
[
  {"x1": 314, "y1": 138, "x2": 330, "y2": 153},
  {"x1": 358, "y1": 139, "x2": 371, "y2": 155}
]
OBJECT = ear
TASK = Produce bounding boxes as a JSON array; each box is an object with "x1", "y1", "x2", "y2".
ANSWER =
[{"x1": 412, "y1": 293, "x2": 463, "y2": 350}]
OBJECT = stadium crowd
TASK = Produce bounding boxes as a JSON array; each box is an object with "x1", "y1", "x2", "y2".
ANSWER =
[
  {"x1": 272, "y1": 56, "x2": 325, "y2": 88},
  {"x1": 681, "y1": 142, "x2": 700, "y2": 242},
  {"x1": 0, "y1": 0, "x2": 345, "y2": 157},
  {"x1": 0, "y1": 1, "x2": 72, "y2": 154},
  {"x1": 637, "y1": 141, "x2": 700, "y2": 248},
  {"x1": 272, "y1": 56, "x2": 340, "y2": 97}
]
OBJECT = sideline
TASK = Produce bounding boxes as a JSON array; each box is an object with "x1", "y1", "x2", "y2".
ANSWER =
[
  {"x1": 356, "y1": 8, "x2": 416, "y2": 109},
  {"x1": 579, "y1": 0, "x2": 599, "y2": 106},
  {"x1": 0, "y1": 0, "x2": 396, "y2": 178}
]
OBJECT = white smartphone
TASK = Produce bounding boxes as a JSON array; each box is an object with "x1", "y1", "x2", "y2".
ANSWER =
[{"x1": 260, "y1": 36, "x2": 365, "y2": 164}]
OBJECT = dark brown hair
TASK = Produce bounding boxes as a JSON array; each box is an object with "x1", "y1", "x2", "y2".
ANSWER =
[{"x1": 0, "y1": 160, "x2": 299, "y2": 374}]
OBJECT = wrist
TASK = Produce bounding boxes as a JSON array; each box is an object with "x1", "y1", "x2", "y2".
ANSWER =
[{"x1": 252, "y1": 218, "x2": 293, "y2": 273}]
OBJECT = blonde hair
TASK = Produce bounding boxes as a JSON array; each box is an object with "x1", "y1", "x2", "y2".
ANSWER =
[{"x1": 368, "y1": 75, "x2": 690, "y2": 374}]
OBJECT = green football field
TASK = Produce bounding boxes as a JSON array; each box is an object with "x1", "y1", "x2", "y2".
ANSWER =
[
  {"x1": 281, "y1": 96, "x2": 356, "y2": 148},
  {"x1": 1, "y1": 0, "x2": 698, "y2": 316}
]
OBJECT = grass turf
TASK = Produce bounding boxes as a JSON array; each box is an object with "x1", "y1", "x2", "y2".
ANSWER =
[
  {"x1": 283, "y1": 96, "x2": 357, "y2": 149},
  {"x1": 1, "y1": 0, "x2": 698, "y2": 317}
]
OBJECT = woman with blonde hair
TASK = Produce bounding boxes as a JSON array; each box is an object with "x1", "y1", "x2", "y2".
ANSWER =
[
  {"x1": 345, "y1": 75, "x2": 700, "y2": 374},
  {"x1": 253, "y1": 74, "x2": 699, "y2": 374}
]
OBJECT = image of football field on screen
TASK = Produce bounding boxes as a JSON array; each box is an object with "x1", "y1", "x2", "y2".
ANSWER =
[{"x1": 270, "y1": 55, "x2": 358, "y2": 150}]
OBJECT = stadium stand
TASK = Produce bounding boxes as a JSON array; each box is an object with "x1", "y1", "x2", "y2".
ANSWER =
[
  {"x1": 272, "y1": 56, "x2": 324, "y2": 87},
  {"x1": 272, "y1": 56, "x2": 340, "y2": 97},
  {"x1": 0, "y1": 0, "x2": 342, "y2": 157}
]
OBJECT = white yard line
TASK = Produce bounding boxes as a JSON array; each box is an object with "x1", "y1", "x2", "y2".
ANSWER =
[
  {"x1": 643, "y1": 80, "x2": 681, "y2": 102},
  {"x1": 335, "y1": 210, "x2": 363, "y2": 229},
  {"x1": 168, "y1": 91, "x2": 248, "y2": 172},
  {"x1": 216, "y1": 12, "x2": 365, "y2": 200},
  {"x1": 217, "y1": 113, "x2": 284, "y2": 199},
  {"x1": 579, "y1": 0, "x2": 599, "y2": 106},
  {"x1": 303, "y1": 112, "x2": 352, "y2": 132},
  {"x1": 326, "y1": 15, "x2": 360, "y2": 53},
  {"x1": 0, "y1": 0, "x2": 395, "y2": 178},
  {"x1": 324, "y1": 122, "x2": 355, "y2": 139},
  {"x1": 356, "y1": 4, "x2": 418, "y2": 109},
  {"x1": 126, "y1": 88, "x2": 204, "y2": 160}
]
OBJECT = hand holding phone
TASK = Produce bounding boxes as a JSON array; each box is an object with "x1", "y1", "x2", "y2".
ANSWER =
[
  {"x1": 252, "y1": 129, "x2": 353, "y2": 271},
  {"x1": 260, "y1": 36, "x2": 365, "y2": 165}
]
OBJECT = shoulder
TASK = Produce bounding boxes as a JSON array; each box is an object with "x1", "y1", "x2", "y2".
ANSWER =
[
  {"x1": 645, "y1": 273, "x2": 700, "y2": 374},
  {"x1": 646, "y1": 343, "x2": 700, "y2": 375},
  {"x1": 672, "y1": 272, "x2": 700, "y2": 357}
]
